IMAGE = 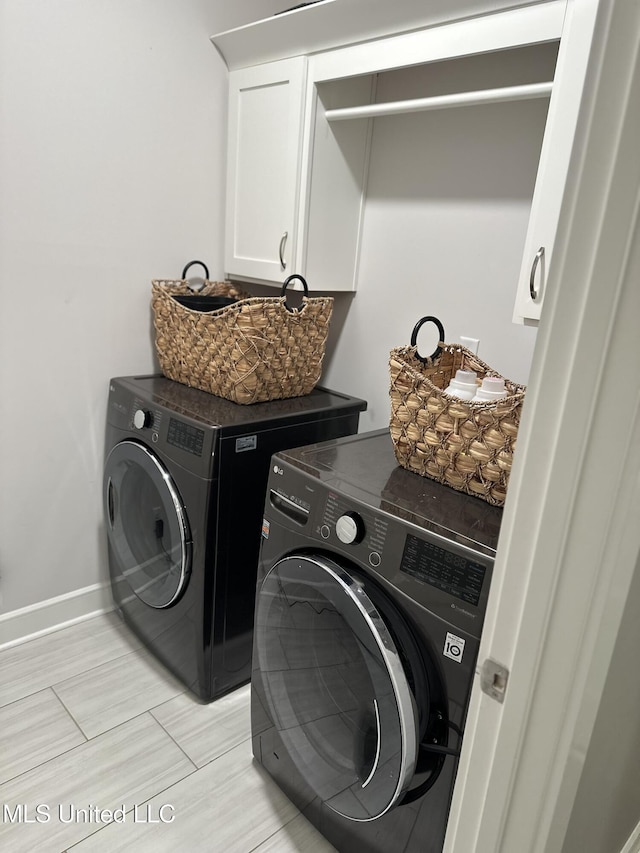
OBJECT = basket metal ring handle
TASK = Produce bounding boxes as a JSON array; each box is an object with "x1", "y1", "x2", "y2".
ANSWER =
[
  {"x1": 182, "y1": 260, "x2": 210, "y2": 281},
  {"x1": 410, "y1": 316, "x2": 445, "y2": 363},
  {"x1": 281, "y1": 274, "x2": 309, "y2": 312}
]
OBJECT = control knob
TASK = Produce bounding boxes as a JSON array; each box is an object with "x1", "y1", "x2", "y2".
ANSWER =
[
  {"x1": 133, "y1": 409, "x2": 152, "y2": 430},
  {"x1": 335, "y1": 511, "x2": 365, "y2": 545}
]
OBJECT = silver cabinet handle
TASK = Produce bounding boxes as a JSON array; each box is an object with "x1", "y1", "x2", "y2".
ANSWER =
[
  {"x1": 279, "y1": 232, "x2": 288, "y2": 271},
  {"x1": 529, "y1": 246, "x2": 545, "y2": 301}
]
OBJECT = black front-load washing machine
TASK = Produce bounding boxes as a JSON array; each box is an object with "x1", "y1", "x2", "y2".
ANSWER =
[
  {"x1": 102, "y1": 375, "x2": 366, "y2": 702},
  {"x1": 251, "y1": 429, "x2": 503, "y2": 852}
]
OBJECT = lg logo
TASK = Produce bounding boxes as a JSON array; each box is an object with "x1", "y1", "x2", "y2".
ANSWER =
[{"x1": 273, "y1": 465, "x2": 284, "y2": 476}]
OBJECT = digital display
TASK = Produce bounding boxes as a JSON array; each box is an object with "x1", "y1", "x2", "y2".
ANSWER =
[
  {"x1": 400, "y1": 534, "x2": 485, "y2": 606},
  {"x1": 167, "y1": 418, "x2": 205, "y2": 456}
]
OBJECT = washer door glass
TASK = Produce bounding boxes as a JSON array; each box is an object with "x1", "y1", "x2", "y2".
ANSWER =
[
  {"x1": 104, "y1": 440, "x2": 191, "y2": 609},
  {"x1": 255, "y1": 553, "x2": 419, "y2": 822}
]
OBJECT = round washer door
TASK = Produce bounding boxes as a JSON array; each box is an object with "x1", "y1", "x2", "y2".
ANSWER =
[
  {"x1": 255, "y1": 553, "x2": 419, "y2": 822},
  {"x1": 104, "y1": 440, "x2": 192, "y2": 609}
]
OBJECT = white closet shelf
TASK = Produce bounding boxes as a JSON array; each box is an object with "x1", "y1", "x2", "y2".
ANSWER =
[{"x1": 324, "y1": 81, "x2": 553, "y2": 122}]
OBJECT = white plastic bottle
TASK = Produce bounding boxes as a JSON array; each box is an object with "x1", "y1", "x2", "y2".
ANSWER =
[
  {"x1": 473, "y1": 376, "x2": 508, "y2": 402},
  {"x1": 443, "y1": 369, "x2": 478, "y2": 401}
]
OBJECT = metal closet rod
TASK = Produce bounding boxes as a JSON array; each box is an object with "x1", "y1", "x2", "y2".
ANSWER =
[{"x1": 324, "y1": 81, "x2": 553, "y2": 121}]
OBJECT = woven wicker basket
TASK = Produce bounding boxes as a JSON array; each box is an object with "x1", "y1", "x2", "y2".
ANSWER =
[
  {"x1": 152, "y1": 266, "x2": 334, "y2": 405},
  {"x1": 389, "y1": 316, "x2": 526, "y2": 506}
]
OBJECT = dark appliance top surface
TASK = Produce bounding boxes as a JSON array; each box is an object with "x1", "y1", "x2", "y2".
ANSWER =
[
  {"x1": 111, "y1": 375, "x2": 367, "y2": 431},
  {"x1": 275, "y1": 429, "x2": 503, "y2": 554}
]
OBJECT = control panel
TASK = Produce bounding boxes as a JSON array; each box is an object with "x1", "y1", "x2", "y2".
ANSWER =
[
  {"x1": 400, "y1": 533, "x2": 486, "y2": 607},
  {"x1": 106, "y1": 380, "x2": 216, "y2": 479},
  {"x1": 128, "y1": 398, "x2": 206, "y2": 458},
  {"x1": 265, "y1": 458, "x2": 494, "y2": 632},
  {"x1": 320, "y1": 491, "x2": 388, "y2": 569},
  {"x1": 167, "y1": 418, "x2": 205, "y2": 457}
]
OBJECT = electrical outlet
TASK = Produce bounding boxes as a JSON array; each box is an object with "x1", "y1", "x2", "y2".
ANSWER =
[{"x1": 460, "y1": 336, "x2": 480, "y2": 355}]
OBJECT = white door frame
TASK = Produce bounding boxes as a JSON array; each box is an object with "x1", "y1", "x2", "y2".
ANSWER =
[{"x1": 446, "y1": 1, "x2": 640, "y2": 850}]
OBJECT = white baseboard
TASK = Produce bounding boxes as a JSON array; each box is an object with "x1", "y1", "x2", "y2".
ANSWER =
[
  {"x1": 0, "y1": 583, "x2": 113, "y2": 651},
  {"x1": 621, "y1": 822, "x2": 640, "y2": 853}
]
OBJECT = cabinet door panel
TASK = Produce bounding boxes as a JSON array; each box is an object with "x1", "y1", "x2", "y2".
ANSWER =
[
  {"x1": 225, "y1": 58, "x2": 306, "y2": 283},
  {"x1": 513, "y1": 0, "x2": 599, "y2": 323}
]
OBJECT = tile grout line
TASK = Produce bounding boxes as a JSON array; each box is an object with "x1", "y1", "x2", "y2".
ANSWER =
[
  {"x1": 0, "y1": 614, "x2": 305, "y2": 849},
  {"x1": 1, "y1": 712, "x2": 202, "y2": 853},
  {"x1": 0, "y1": 710, "x2": 198, "y2": 794},
  {"x1": 0, "y1": 689, "x2": 89, "y2": 788},
  {"x1": 246, "y1": 814, "x2": 304, "y2": 853},
  {"x1": 47, "y1": 645, "x2": 149, "y2": 694},
  {"x1": 0, "y1": 649, "x2": 131, "y2": 713},
  {"x1": 50, "y1": 685, "x2": 91, "y2": 742},
  {"x1": 0, "y1": 642, "x2": 146, "y2": 712},
  {"x1": 47, "y1": 725, "x2": 203, "y2": 853},
  {"x1": 148, "y1": 710, "x2": 209, "y2": 771},
  {"x1": 61, "y1": 759, "x2": 207, "y2": 853},
  {"x1": 64, "y1": 823, "x2": 109, "y2": 852},
  {"x1": 63, "y1": 750, "x2": 209, "y2": 852}
]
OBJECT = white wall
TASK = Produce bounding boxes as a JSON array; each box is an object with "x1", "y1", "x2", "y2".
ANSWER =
[
  {"x1": 0, "y1": 1, "x2": 542, "y2": 620},
  {"x1": 321, "y1": 55, "x2": 543, "y2": 430},
  {"x1": 0, "y1": 0, "x2": 228, "y2": 615}
]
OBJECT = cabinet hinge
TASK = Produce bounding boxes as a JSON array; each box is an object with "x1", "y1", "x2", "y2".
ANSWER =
[{"x1": 480, "y1": 658, "x2": 509, "y2": 704}]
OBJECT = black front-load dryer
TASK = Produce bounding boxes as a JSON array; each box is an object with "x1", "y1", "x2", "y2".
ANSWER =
[
  {"x1": 102, "y1": 375, "x2": 366, "y2": 702},
  {"x1": 251, "y1": 429, "x2": 503, "y2": 852}
]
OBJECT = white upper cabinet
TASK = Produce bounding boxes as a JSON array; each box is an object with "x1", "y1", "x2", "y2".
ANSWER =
[
  {"x1": 224, "y1": 55, "x2": 369, "y2": 290},
  {"x1": 216, "y1": 0, "x2": 600, "y2": 308},
  {"x1": 512, "y1": 0, "x2": 600, "y2": 323},
  {"x1": 225, "y1": 57, "x2": 306, "y2": 283}
]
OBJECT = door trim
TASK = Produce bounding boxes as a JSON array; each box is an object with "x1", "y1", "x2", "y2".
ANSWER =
[{"x1": 445, "y1": 2, "x2": 640, "y2": 850}]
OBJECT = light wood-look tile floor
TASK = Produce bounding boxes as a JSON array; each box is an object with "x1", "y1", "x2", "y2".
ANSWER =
[{"x1": 0, "y1": 612, "x2": 337, "y2": 853}]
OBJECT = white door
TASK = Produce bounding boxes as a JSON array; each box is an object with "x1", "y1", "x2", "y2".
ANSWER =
[{"x1": 446, "y1": 2, "x2": 640, "y2": 851}]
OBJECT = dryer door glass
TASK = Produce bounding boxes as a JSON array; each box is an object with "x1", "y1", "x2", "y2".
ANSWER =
[
  {"x1": 255, "y1": 553, "x2": 419, "y2": 822},
  {"x1": 103, "y1": 440, "x2": 191, "y2": 609}
]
